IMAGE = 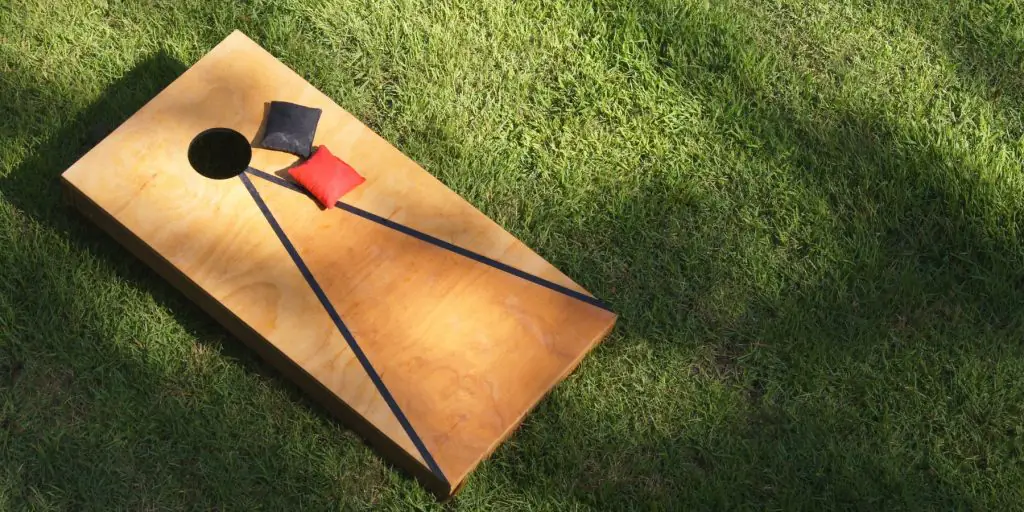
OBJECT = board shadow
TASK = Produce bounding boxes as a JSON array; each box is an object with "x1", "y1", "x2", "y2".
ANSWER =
[{"x1": 0, "y1": 51, "x2": 263, "y2": 366}]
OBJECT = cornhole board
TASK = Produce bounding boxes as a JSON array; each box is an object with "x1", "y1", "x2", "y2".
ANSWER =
[{"x1": 60, "y1": 30, "x2": 616, "y2": 497}]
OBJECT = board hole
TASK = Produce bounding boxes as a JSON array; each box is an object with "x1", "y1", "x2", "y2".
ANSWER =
[{"x1": 188, "y1": 128, "x2": 251, "y2": 179}]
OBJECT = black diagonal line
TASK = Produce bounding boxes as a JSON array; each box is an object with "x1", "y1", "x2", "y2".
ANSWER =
[
  {"x1": 245, "y1": 167, "x2": 613, "y2": 313},
  {"x1": 238, "y1": 172, "x2": 448, "y2": 485}
]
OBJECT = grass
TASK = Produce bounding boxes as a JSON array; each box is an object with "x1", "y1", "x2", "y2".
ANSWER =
[{"x1": 2, "y1": 0, "x2": 1024, "y2": 509}]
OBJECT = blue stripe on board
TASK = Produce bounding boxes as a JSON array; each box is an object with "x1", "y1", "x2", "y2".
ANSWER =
[
  {"x1": 238, "y1": 172, "x2": 448, "y2": 485},
  {"x1": 245, "y1": 167, "x2": 613, "y2": 313}
]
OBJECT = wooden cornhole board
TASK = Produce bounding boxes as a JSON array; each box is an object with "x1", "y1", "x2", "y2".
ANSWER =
[{"x1": 61, "y1": 31, "x2": 616, "y2": 496}]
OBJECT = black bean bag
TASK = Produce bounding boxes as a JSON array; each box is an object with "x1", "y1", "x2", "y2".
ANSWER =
[{"x1": 259, "y1": 101, "x2": 322, "y2": 158}]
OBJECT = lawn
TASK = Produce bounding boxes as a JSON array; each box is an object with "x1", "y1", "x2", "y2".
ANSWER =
[{"x1": 2, "y1": 0, "x2": 1023, "y2": 509}]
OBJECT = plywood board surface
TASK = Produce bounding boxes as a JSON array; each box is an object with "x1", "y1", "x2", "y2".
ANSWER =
[{"x1": 61, "y1": 31, "x2": 617, "y2": 496}]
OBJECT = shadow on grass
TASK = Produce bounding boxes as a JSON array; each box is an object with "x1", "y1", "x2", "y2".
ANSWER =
[
  {"x1": 459, "y1": 2, "x2": 1024, "y2": 509},
  {"x1": 3, "y1": 5, "x2": 1023, "y2": 509},
  {"x1": 892, "y1": 2, "x2": 1024, "y2": 141},
  {"x1": 941, "y1": 3, "x2": 1023, "y2": 112},
  {"x1": 0, "y1": 52, "x2": 267, "y2": 370},
  {"x1": 489, "y1": 105, "x2": 1022, "y2": 509},
  {"x1": 0, "y1": 52, "x2": 397, "y2": 508}
]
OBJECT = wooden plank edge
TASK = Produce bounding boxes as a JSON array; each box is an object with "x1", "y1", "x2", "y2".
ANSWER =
[{"x1": 61, "y1": 176, "x2": 456, "y2": 498}]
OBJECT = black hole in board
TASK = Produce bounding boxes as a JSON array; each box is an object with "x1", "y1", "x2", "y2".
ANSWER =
[{"x1": 188, "y1": 128, "x2": 252, "y2": 179}]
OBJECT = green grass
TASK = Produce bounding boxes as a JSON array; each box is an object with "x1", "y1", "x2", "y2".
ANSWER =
[{"x1": 2, "y1": 0, "x2": 1024, "y2": 509}]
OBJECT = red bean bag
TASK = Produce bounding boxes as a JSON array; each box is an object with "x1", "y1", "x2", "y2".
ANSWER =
[{"x1": 288, "y1": 146, "x2": 365, "y2": 209}]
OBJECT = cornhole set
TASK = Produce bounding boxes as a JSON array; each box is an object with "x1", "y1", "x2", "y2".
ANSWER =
[{"x1": 60, "y1": 31, "x2": 616, "y2": 496}]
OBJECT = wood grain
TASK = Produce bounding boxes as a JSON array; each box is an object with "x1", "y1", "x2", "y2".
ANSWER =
[{"x1": 61, "y1": 30, "x2": 617, "y2": 495}]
